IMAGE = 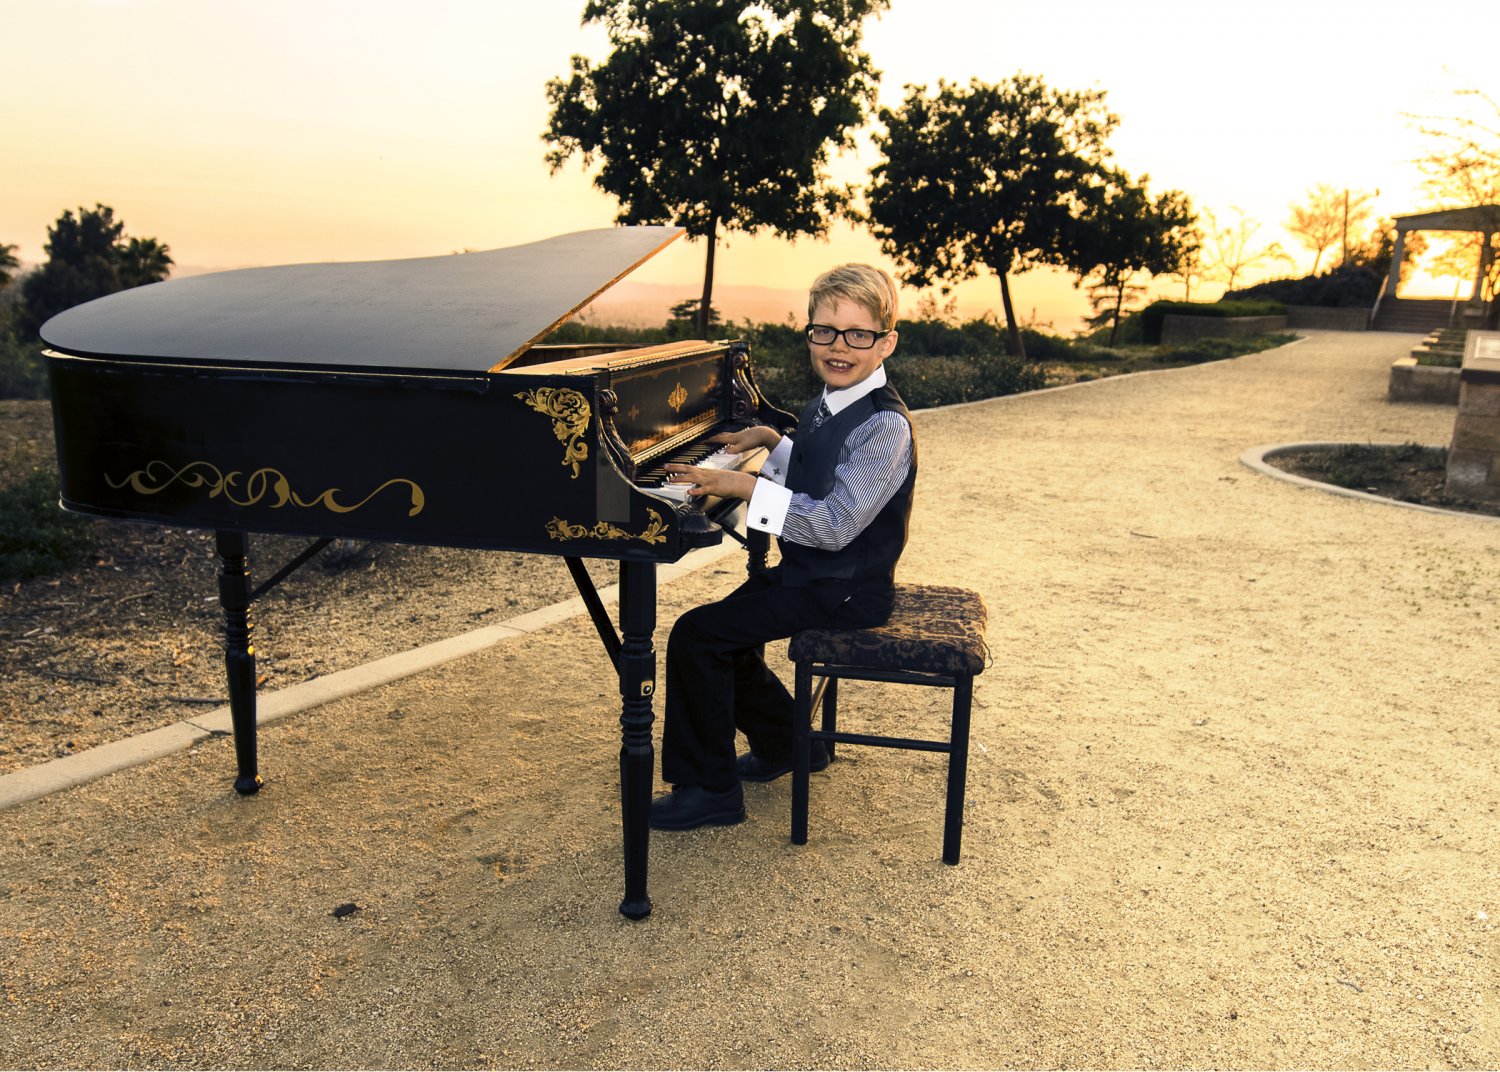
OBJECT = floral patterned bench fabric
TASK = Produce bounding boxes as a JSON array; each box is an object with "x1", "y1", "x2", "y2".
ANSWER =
[{"x1": 789, "y1": 583, "x2": 988, "y2": 677}]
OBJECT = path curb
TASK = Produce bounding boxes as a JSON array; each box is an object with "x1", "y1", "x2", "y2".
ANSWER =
[
  {"x1": 1240, "y1": 441, "x2": 1500, "y2": 523},
  {"x1": 0, "y1": 540, "x2": 741, "y2": 812}
]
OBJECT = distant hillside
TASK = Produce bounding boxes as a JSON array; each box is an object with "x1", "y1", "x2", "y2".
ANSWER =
[
  {"x1": 580, "y1": 275, "x2": 1095, "y2": 332},
  {"x1": 577, "y1": 281, "x2": 806, "y2": 328}
]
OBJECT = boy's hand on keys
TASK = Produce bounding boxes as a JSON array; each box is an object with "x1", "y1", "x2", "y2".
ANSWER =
[
  {"x1": 711, "y1": 425, "x2": 780, "y2": 454},
  {"x1": 663, "y1": 463, "x2": 757, "y2": 502}
]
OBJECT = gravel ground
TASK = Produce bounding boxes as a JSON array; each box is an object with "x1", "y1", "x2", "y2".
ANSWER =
[
  {"x1": 0, "y1": 392, "x2": 616, "y2": 774},
  {"x1": 1, "y1": 329, "x2": 1496, "y2": 1069}
]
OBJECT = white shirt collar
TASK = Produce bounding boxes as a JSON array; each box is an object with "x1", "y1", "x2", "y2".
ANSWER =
[{"x1": 821, "y1": 364, "x2": 887, "y2": 416}]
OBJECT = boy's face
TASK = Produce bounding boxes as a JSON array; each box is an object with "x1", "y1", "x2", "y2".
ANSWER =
[{"x1": 807, "y1": 297, "x2": 898, "y2": 392}]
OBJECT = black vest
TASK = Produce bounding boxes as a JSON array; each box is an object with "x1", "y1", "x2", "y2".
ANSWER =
[{"x1": 778, "y1": 382, "x2": 917, "y2": 589}]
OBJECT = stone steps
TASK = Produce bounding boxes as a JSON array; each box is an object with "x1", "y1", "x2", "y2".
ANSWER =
[{"x1": 1372, "y1": 298, "x2": 1460, "y2": 333}]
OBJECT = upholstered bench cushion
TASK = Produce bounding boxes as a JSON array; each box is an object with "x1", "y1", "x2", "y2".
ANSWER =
[{"x1": 789, "y1": 583, "x2": 988, "y2": 677}]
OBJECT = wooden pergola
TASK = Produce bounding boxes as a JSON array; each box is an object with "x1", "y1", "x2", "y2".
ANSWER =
[{"x1": 1377, "y1": 204, "x2": 1499, "y2": 324}]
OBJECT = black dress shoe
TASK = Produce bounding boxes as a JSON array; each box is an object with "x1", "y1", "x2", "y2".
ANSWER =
[
  {"x1": 736, "y1": 744, "x2": 831, "y2": 783},
  {"x1": 648, "y1": 784, "x2": 746, "y2": 831}
]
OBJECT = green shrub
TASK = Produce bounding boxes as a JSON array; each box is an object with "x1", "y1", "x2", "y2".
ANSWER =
[
  {"x1": 1416, "y1": 351, "x2": 1462, "y2": 368},
  {"x1": 1067, "y1": 341, "x2": 1129, "y2": 363},
  {"x1": 899, "y1": 317, "x2": 1009, "y2": 358},
  {"x1": 894, "y1": 354, "x2": 1046, "y2": 408},
  {"x1": 1081, "y1": 312, "x2": 1146, "y2": 346},
  {"x1": 751, "y1": 348, "x2": 1046, "y2": 414},
  {"x1": 0, "y1": 331, "x2": 48, "y2": 400},
  {"x1": 1139, "y1": 300, "x2": 1287, "y2": 343},
  {"x1": 0, "y1": 469, "x2": 96, "y2": 580},
  {"x1": 545, "y1": 308, "x2": 1280, "y2": 412},
  {"x1": 1226, "y1": 265, "x2": 1382, "y2": 309},
  {"x1": 1156, "y1": 332, "x2": 1298, "y2": 365},
  {"x1": 1317, "y1": 443, "x2": 1442, "y2": 490},
  {"x1": 1017, "y1": 327, "x2": 1083, "y2": 360}
]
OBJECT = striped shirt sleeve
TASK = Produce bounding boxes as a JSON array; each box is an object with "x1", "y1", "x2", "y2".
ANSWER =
[{"x1": 746, "y1": 410, "x2": 913, "y2": 551}]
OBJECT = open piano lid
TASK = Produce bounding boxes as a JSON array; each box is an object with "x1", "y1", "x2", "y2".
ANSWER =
[{"x1": 39, "y1": 226, "x2": 684, "y2": 376}]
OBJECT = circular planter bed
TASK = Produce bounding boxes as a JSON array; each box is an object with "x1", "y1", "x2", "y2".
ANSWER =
[{"x1": 1242, "y1": 441, "x2": 1500, "y2": 519}]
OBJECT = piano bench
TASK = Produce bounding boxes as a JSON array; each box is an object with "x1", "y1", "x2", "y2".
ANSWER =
[{"x1": 788, "y1": 583, "x2": 989, "y2": 865}]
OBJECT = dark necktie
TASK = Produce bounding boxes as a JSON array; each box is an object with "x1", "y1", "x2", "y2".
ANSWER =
[{"x1": 807, "y1": 398, "x2": 833, "y2": 433}]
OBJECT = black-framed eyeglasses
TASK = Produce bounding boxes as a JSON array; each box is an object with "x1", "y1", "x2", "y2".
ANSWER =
[{"x1": 805, "y1": 324, "x2": 891, "y2": 349}]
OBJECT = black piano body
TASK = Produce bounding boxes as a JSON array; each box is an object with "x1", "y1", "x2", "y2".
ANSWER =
[
  {"x1": 39, "y1": 227, "x2": 796, "y2": 919},
  {"x1": 47, "y1": 335, "x2": 776, "y2": 557}
]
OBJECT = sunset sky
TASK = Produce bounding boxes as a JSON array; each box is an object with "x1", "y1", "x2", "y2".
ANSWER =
[{"x1": 6, "y1": 0, "x2": 1495, "y2": 328}]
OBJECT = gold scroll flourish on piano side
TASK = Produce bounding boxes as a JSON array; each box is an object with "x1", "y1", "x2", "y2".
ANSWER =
[
  {"x1": 104, "y1": 460, "x2": 425, "y2": 516},
  {"x1": 515, "y1": 387, "x2": 590, "y2": 478},
  {"x1": 668, "y1": 382, "x2": 688, "y2": 411},
  {"x1": 545, "y1": 508, "x2": 669, "y2": 545}
]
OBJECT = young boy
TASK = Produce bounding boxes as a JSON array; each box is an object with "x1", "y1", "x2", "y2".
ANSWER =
[{"x1": 650, "y1": 263, "x2": 918, "y2": 831}]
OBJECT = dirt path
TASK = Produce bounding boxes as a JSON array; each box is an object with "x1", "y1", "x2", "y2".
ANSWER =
[{"x1": 1, "y1": 330, "x2": 1495, "y2": 1069}]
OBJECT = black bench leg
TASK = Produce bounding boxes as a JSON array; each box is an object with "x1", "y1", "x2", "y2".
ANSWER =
[
  {"x1": 791, "y1": 660, "x2": 813, "y2": 845},
  {"x1": 942, "y1": 674, "x2": 974, "y2": 865},
  {"x1": 821, "y1": 676, "x2": 838, "y2": 761}
]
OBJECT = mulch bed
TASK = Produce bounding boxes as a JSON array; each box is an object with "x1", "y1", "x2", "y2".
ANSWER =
[{"x1": 1267, "y1": 442, "x2": 1500, "y2": 518}]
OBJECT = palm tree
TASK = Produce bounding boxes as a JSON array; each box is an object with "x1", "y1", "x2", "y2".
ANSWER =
[
  {"x1": 116, "y1": 236, "x2": 173, "y2": 288},
  {"x1": 0, "y1": 243, "x2": 19, "y2": 289}
]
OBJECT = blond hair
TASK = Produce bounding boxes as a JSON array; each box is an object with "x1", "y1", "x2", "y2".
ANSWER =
[{"x1": 808, "y1": 264, "x2": 899, "y2": 331}]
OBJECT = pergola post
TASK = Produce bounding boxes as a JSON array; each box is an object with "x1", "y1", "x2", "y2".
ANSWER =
[{"x1": 1384, "y1": 227, "x2": 1408, "y2": 300}]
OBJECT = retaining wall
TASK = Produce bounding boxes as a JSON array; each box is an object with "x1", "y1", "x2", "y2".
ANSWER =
[
  {"x1": 1160, "y1": 314, "x2": 1288, "y2": 344},
  {"x1": 1286, "y1": 306, "x2": 1370, "y2": 331},
  {"x1": 1388, "y1": 358, "x2": 1460, "y2": 404}
]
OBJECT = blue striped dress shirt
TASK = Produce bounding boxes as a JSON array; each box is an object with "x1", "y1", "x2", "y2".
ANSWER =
[{"x1": 746, "y1": 365, "x2": 914, "y2": 551}]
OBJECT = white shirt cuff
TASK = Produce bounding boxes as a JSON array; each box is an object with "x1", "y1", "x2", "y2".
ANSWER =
[
  {"x1": 746, "y1": 478, "x2": 793, "y2": 536},
  {"x1": 761, "y1": 435, "x2": 793, "y2": 485}
]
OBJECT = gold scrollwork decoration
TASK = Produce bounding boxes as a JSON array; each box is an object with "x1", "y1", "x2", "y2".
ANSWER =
[
  {"x1": 104, "y1": 460, "x2": 425, "y2": 516},
  {"x1": 515, "y1": 387, "x2": 590, "y2": 478},
  {"x1": 667, "y1": 382, "x2": 688, "y2": 412},
  {"x1": 545, "y1": 508, "x2": 669, "y2": 545}
]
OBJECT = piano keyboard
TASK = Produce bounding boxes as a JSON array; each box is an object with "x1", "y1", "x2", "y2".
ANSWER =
[{"x1": 637, "y1": 447, "x2": 746, "y2": 501}]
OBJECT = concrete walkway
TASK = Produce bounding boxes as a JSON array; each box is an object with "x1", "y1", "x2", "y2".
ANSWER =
[{"x1": 1, "y1": 331, "x2": 1494, "y2": 1069}]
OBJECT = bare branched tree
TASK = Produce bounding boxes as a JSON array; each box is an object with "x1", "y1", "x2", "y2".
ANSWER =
[
  {"x1": 1409, "y1": 84, "x2": 1500, "y2": 325},
  {"x1": 1167, "y1": 229, "x2": 1207, "y2": 300},
  {"x1": 1202, "y1": 208, "x2": 1291, "y2": 292},
  {"x1": 1286, "y1": 184, "x2": 1376, "y2": 274}
]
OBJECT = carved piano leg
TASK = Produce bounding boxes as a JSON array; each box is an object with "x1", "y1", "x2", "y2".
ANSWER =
[
  {"x1": 617, "y1": 559, "x2": 656, "y2": 920},
  {"x1": 215, "y1": 529, "x2": 262, "y2": 796}
]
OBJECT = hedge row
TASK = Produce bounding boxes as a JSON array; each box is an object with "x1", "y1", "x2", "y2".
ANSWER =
[
  {"x1": 1138, "y1": 300, "x2": 1287, "y2": 344},
  {"x1": 1226, "y1": 265, "x2": 1383, "y2": 309}
]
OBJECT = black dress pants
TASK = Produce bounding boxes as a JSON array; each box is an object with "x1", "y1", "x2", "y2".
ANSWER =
[{"x1": 661, "y1": 567, "x2": 893, "y2": 791}]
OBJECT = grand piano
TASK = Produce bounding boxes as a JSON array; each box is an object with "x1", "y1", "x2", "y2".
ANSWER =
[{"x1": 39, "y1": 226, "x2": 796, "y2": 919}]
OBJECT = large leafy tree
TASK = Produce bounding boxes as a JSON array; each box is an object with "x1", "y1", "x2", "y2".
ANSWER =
[
  {"x1": 18, "y1": 204, "x2": 173, "y2": 334},
  {"x1": 1073, "y1": 172, "x2": 1197, "y2": 345},
  {"x1": 864, "y1": 75, "x2": 1118, "y2": 359},
  {"x1": 544, "y1": 0, "x2": 886, "y2": 334}
]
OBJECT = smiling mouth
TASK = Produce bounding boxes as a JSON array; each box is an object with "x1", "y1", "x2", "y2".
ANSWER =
[{"x1": 824, "y1": 359, "x2": 854, "y2": 372}]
